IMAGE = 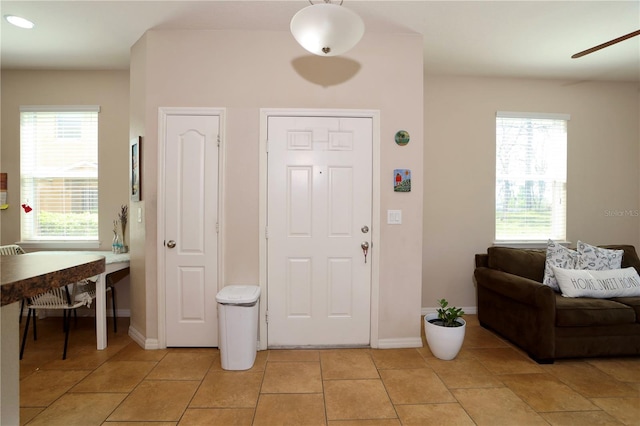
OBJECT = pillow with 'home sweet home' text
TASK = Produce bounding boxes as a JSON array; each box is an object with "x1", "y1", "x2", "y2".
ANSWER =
[{"x1": 551, "y1": 266, "x2": 640, "y2": 298}]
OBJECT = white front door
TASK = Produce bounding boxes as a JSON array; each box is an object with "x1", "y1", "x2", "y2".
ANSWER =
[
  {"x1": 164, "y1": 114, "x2": 220, "y2": 347},
  {"x1": 267, "y1": 115, "x2": 373, "y2": 346}
]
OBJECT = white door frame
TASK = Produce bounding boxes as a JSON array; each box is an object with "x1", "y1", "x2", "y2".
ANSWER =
[
  {"x1": 157, "y1": 107, "x2": 226, "y2": 349},
  {"x1": 259, "y1": 108, "x2": 381, "y2": 350}
]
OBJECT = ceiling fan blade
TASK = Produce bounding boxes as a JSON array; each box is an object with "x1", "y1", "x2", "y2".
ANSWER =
[{"x1": 572, "y1": 29, "x2": 640, "y2": 59}]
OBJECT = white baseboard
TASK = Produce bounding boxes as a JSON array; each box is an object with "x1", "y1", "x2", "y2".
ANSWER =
[
  {"x1": 127, "y1": 324, "x2": 160, "y2": 349},
  {"x1": 376, "y1": 337, "x2": 423, "y2": 349},
  {"x1": 421, "y1": 306, "x2": 477, "y2": 316},
  {"x1": 143, "y1": 338, "x2": 160, "y2": 350}
]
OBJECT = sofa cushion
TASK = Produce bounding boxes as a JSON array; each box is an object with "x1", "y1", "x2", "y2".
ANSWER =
[
  {"x1": 611, "y1": 297, "x2": 640, "y2": 320},
  {"x1": 555, "y1": 294, "x2": 636, "y2": 327},
  {"x1": 577, "y1": 241, "x2": 623, "y2": 270},
  {"x1": 487, "y1": 247, "x2": 546, "y2": 283}
]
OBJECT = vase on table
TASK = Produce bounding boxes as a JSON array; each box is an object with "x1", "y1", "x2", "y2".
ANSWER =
[
  {"x1": 120, "y1": 224, "x2": 128, "y2": 253},
  {"x1": 112, "y1": 231, "x2": 123, "y2": 254},
  {"x1": 119, "y1": 205, "x2": 129, "y2": 253}
]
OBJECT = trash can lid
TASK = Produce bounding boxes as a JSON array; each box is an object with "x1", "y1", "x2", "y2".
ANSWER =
[{"x1": 216, "y1": 285, "x2": 261, "y2": 304}]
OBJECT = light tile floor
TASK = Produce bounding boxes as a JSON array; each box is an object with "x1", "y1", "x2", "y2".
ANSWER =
[{"x1": 18, "y1": 315, "x2": 640, "y2": 425}]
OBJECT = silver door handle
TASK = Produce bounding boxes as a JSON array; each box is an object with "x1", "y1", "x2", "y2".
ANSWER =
[
  {"x1": 167, "y1": 240, "x2": 176, "y2": 249},
  {"x1": 361, "y1": 241, "x2": 369, "y2": 263}
]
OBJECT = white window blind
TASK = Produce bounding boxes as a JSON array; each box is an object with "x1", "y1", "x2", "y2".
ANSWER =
[
  {"x1": 20, "y1": 106, "x2": 100, "y2": 241},
  {"x1": 495, "y1": 111, "x2": 569, "y2": 242}
]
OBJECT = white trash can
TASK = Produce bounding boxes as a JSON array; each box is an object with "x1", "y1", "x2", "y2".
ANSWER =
[{"x1": 216, "y1": 285, "x2": 261, "y2": 370}]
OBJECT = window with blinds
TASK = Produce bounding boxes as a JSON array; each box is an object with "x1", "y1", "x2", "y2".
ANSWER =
[
  {"x1": 495, "y1": 111, "x2": 569, "y2": 242},
  {"x1": 20, "y1": 106, "x2": 100, "y2": 241}
]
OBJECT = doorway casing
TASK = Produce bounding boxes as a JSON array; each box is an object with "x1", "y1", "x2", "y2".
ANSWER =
[{"x1": 157, "y1": 107, "x2": 226, "y2": 349}]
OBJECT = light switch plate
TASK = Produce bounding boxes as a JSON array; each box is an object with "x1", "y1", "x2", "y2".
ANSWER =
[
  {"x1": 387, "y1": 209, "x2": 402, "y2": 225},
  {"x1": 138, "y1": 206, "x2": 143, "y2": 223}
]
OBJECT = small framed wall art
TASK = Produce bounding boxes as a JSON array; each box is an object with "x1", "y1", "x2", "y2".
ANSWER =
[
  {"x1": 130, "y1": 136, "x2": 141, "y2": 201},
  {"x1": 394, "y1": 169, "x2": 411, "y2": 192}
]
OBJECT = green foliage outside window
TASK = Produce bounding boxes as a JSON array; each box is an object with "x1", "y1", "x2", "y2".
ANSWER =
[{"x1": 37, "y1": 211, "x2": 98, "y2": 237}]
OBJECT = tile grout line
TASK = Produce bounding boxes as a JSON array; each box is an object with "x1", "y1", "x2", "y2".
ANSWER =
[
  {"x1": 172, "y1": 350, "x2": 217, "y2": 424},
  {"x1": 250, "y1": 350, "x2": 269, "y2": 425},
  {"x1": 101, "y1": 340, "x2": 168, "y2": 424},
  {"x1": 318, "y1": 350, "x2": 328, "y2": 425}
]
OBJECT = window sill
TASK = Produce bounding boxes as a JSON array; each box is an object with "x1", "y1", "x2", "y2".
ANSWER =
[
  {"x1": 16, "y1": 241, "x2": 101, "y2": 251},
  {"x1": 493, "y1": 240, "x2": 572, "y2": 249}
]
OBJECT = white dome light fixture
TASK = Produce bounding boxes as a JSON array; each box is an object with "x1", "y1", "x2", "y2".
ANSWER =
[
  {"x1": 290, "y1": 1, "x2": 364, "y2": 57},
  {"x1": 4, "y1": 15, "x2": 35, "y2": 29}
]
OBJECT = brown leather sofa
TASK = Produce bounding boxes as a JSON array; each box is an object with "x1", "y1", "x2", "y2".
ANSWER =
[{"x1": 474, "y1": 245, "x2": 640, "y2": 363}]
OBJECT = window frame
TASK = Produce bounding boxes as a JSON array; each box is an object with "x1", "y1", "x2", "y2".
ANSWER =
[
  {"x1": 494, "y1": 111, "x2": 570, "y2": 245},
  {"x1": 19, "y1": 105, "x2": 101, "y2": 249}
]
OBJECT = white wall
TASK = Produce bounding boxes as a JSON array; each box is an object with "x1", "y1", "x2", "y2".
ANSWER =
[
  {"x1": 422, "y1": 75, "x2": 640, "y2": 309},
  {"x1": 1, "y1": 70, "x2": 130, "y2": 248},
  {"x1": 129, "y1": 29, "x2": 425, "y2": 346},
  {"x1": 0, "y1": 70, "x2": 132, "y2": 312},
  {"x1": 128, "y1": 35, "x2": 149, "y2": 340},
  {"x1": 3, "y1": 42, "x2": 637, "y2": 345}
]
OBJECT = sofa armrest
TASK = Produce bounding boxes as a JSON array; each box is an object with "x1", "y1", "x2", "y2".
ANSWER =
[
  {"x1": 474, "y1": 267, "x2": 556, "y2": 310},
  {"x1": 474, "y1": 266, "x2": 557, "y2": 362}
]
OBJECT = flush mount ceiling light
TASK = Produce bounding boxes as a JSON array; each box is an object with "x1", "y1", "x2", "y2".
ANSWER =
[
  {"x1": 4, "y1": 15, "x2": 35, "y2": 29},
  {"x1": 290, "y1": 0, "x2": 364, "y2": 57}
]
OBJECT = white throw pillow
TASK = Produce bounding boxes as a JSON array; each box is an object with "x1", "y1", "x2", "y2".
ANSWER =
[
  {"x1": 543, "y1": 240, "x2": 577, "y2": 292},
  {"x1": 577, "y1": 241, "x2": 623, "y2": 270},
  {"x1": 552, "y1": 266, "x2": 640, "y2": 298}
]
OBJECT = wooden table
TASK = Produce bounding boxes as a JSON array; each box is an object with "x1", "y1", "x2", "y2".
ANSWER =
[{"x1": 1, "y1": 253, "x2": 105, "y2": 425}]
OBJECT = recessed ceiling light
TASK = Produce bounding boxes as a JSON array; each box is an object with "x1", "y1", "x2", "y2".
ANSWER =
[{"x1": 4, "y1": 15, "x2": 35, "y2": 29}]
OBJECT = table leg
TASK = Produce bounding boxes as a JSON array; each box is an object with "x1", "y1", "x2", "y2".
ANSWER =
[
  {"x1": 1, "y1": 302, "x2": 20, "y2": 425},
  {"x1": 96, "y1": 273, "x2": 107, "y2": 350}
]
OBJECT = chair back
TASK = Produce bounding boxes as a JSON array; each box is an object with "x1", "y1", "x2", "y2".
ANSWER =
[
  {"x1": 0, "y1": 244, "x2": 25, "y2": 255},
  {"x1": 28, "y1": 282, "x2": 92, "y2": 310},
  {"x1": 75, "y1": 280, "x2": 98, "y2": 300}
]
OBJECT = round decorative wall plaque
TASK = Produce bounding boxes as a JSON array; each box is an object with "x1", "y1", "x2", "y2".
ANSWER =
[{"x1": 395, "y1": 130, "x2": 410, "y2": 146}]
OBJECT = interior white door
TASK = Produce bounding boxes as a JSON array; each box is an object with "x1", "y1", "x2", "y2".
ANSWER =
[
  {"x1": 165, "y1": 114, "x2": 219, "y2": 347},
  {"x1": 267, "y1": 115, "x2": 372, "y2": 346}
]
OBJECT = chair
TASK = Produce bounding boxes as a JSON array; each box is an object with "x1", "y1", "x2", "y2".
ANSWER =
[
  {"x1": 20, "y1": 281, "x2": 93, "y2": 360},
  {"x1": 0, "y1": 244, "x2": 27, "y2": 321},
  {"x1": 0, "y1": 244, "x2": 25, "y2": 256}
]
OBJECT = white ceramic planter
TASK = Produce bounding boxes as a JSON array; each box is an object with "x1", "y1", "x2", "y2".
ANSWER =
[{"x1": 424, "y1": 313, "x2": 466, "y2": 360}]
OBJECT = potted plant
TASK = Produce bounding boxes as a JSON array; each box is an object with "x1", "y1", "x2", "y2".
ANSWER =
[{"x1": 424, "y1": 299, "x2": 466, "y2": 360}]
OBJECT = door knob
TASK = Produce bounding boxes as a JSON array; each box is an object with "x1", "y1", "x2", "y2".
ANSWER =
[
  {"x1": 361, "y1": 241, "x2": 369, "y2": 263},
  {"x1": 167, "y1": 240, "x2": 176, "y2": 249}
]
